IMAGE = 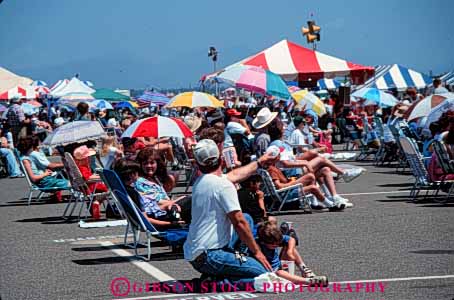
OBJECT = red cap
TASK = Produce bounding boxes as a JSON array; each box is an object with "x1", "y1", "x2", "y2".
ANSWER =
[{"x1": 226, "y1": 109, "x2": 242, "y2": 117}]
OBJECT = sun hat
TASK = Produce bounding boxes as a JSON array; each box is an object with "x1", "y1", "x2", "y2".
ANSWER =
[
  {"x1": 193, "y1": 139, "x2": 220, "y2": 166},
  {"x1": 207, "y1": 110, "x2": 224, "y2": 125},
  {"x1": 226, "y1": 108, "x2": 242, "y2": 117},
  {"x1": 184, "y1": 115, "x2": 202, "y2": 133},
  {"x1": 73, "y1": 145, "x2": 96, "y2": 160},
  {"x1": 252, "y1": 107, "x2": 278, "y2": 129},
  {"x1": 54, "y1": 117, "x2": 65, "y2": 127}
]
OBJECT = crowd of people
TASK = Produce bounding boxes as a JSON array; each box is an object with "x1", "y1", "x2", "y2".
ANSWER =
[{"x1": 0, "y1": 77, "x2": 452, "y2": 291}]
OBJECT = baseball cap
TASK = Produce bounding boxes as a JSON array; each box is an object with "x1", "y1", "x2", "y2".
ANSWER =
[{"x1": 193, "y1": 139, "x2": 220, "y2": 166}]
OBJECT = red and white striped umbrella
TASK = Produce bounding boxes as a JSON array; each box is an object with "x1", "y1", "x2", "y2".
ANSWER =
[
  {"x1": 121, "y1": 116, "x2": 193, "y2": 139},
  {"x1": 0, "y1": 85, "x2": 38, "y2": 100}
]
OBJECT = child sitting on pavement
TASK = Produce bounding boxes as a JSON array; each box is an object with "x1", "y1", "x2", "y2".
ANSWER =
[{"x1": 256, "y1": 221, "x2": 328, "y2": 286}]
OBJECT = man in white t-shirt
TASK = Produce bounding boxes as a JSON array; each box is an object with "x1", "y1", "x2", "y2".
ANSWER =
[{"x1": 184, "y1": 139, "x2": 272, "y2": 285}]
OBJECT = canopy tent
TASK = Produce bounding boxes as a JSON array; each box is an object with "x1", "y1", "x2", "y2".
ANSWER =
[
  {"x1": 50, "y1": 79, "x2": 69, "y2": 92},
  {"x1": 207, "y1": 39, "x2": 374, "y2": 85},
  {"x1": 51, "y1": 77, "x2": 95, "y2": 97},
  {"x1": 439, "y1": 71, "x2": 454, "y2": 86},
  {"x1": 354, "y1": 64, "x2": 432, "y2": 91},
  {"x1": 0, "y1": 67, "x2": 33, "y2": 93},
  {"x1": 317, "y1": 78, "x2": 341, "y2": 90},
  {"x1": 0, "y1": 85, "x2": 38, "y2": 100},
  {"x1": 91, "y1": 88, "x2": 130, "y2": 101}
]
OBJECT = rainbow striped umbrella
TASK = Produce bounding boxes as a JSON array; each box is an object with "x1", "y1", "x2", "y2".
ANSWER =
[
  {"x1": 214, "y1": 65, "x2": 290, "y2": 99},
  {"x1": 167, "y1": 91, "x2": 223, "y2": 108},
  {"x1": 291, "y1": 88, "x2": 326, "y2": 116}
]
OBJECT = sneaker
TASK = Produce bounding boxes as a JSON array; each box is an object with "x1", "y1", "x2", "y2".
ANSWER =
[
  {"x1": 311, "y1": 204, "x2": 328, "y2": 212},
  {"x1": 10, "y1": 173, "x2": 25, "y2": 178},
  {"x1": 307, "y1": 275, "x2": 329, "y2": 287},
  {"x1": 328, "y1": 195, "x2": 346, "y2": 211},
  {"x1": 300, "y1": 197, "x2": 312, "y2": 214},
  {"x1": 341, "y1": 168, "x2": 365, "y2": 183},
  {"x1": 301, "y1": 266, "x2": 317, "y2": 278},
  {"x1": 332, "y1": 195, "x2": 353, "y2": 208}
]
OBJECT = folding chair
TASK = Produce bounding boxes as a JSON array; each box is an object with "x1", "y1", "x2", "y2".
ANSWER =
[
  {"x1": 399, "y1": 136, "x2": 442, "y2": 202},
  {"x1": 389, "y1": 124, "x2": 408, "y2": 172},
  {"x1": 257, "y1": 168, "x2": 312, "y2": 213},
  {"x1": 101, "y1": 169, "x2": 188, "y2": 260},
  {"x1": 432, "y1": 140, "x2": 454, "y2": 202},
  {"x1": 63, "y1": 152, "x2": 110, "y2": 219},
  {"x1": 14, "y1": 149, "x2": 70, "y2": 206}
]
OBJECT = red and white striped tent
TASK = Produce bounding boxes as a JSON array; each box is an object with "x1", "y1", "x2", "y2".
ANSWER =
[
  {"x1": 0, "y1": 85, "x2": 38, "y2": 101},
  {"x1": 208, "y1": 39, "x2": 374, "y2": 85}
]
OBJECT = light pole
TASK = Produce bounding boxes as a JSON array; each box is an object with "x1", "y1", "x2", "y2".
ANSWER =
[{"x1": 208, "y1": 46, "x2": 219, "y2": 96}]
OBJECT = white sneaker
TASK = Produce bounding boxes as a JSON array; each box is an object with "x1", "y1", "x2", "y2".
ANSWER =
[
  {"x1": 342, "y1": 168, "x2": 365, "y2": 183},
  {"x1": 329, "y1": 195, "x2": 347, "y2": 211},
  {"x1": 332, "y1": 195, "x2": 353, "y2": 207}
]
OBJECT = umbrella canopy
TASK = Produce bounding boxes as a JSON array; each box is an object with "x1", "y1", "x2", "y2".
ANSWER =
[
  {"x1": 92, "y1": 88, "x2": 130, "y2": 101},
  {"x1": 34, "y1": 86, "x2": 51, "y2": 95},
  {"x1": 167, "y1": 92, "x2": 223, "y2": 108},
  {"x1": 291, "y1": 89, "x2": 326, "y2": 116},
  {"x1": 121, "y1": 116, "x2": 193, "y2": 139},
  {"x1": 43, "y1": 121, "x2": 106, "y2": 146},
  {"x1": 91, "y1": 99, "x2": 113, "y2": 110},
  {"x1": 355, "y1": 64, "x2": 432, "y2": 91},
  {"x1": 0, "y1": 85, "x2": 37, "y2": 100},
  {"x1": 405, "y1": 93, "x2": 454, "y2": 121},
  {"x1": 352, "y1": 88, "x2": 398, "y2": 107},
  {"x1": 31, "y1": 80, "x2": 47, "y2": 87},
  {"x1": 424, "y1": 98, "x2": 454, "y2": 128},
  {"x1": 21, "y1": 103, "x2": 40, "y2": 115},
  {"x1": 212, "y1": 65, "x2": 290, "y2": 99},
  {"x1": 207, "y1": 39, "x2": 374, "y2": 84},
  {"x1": 317, "y1": 78, "x2": 341, "y2": 90},
  {"x1": 115, "y1": 101, "x2": 138, "y2": 110},
  {"x1": 136, "y1": 91, "x2": 170, "y2": 106}
]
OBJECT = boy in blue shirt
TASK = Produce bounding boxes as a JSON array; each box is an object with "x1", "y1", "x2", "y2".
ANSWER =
[{"x1": 256, "y1": 221, "x2": 328, "y2": 286}]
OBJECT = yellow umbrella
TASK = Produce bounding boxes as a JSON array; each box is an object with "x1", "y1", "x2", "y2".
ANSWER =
[
  {"x1": 292, "y1": 90, "x2": 326, "y2": 116},
  {"x1": 128, "y1": 101, "x2": 139, "y2": 108},
  {"x1": 167, "y1": 91, "x2": 224, "y2": 108}
]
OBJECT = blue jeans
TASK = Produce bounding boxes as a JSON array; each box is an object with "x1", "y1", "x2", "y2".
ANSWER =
[
  {"x1": 190, "y1": 213, "x2": 266, "y2": 287},
  {"x1": 0, "y1": 148, "x2": 22, "y2": 177}
]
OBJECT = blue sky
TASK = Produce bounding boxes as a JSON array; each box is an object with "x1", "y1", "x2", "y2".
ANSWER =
[{"x1": 1, "y1": 0, "x2": 453, "y2": 89}]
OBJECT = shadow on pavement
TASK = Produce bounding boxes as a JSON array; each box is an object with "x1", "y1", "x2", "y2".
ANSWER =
[
  {"x1": 409, "y1": 249, "x2": 454, "y2": 255},
  {"x1": 15, "y1": 216, "x2": 79, "y2": 224},
  {"x1": 72, "y1": 251, "x2": 183, "y2": 265}
]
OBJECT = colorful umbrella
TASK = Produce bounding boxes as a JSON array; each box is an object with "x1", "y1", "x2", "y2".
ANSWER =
[
  {"x1": 31, "y1": 80, "x2": 48, "y2": 87},
  {"x1": 213, "y1": 65, "x2": 290, "y2": 99},
  {"x1": 424, "y1": 98, "x2": 454, "y2": 128},
  {"x1": 136, "y1": 91, "x2": 170, "y2": 106},
  {"x1": 115, "y1": 101, "x2": 138, "y2": 110},
  {"x1": 43, "y1": 121, "x2": 106, "y2": 146},
  {"x1": 121, "y1": 116, "x2": 193, "y2": 139},
  {"x1": 21, "y1": 103, "x2": 40, "y2": 115},
  {"x1": 405, "y1": 93, "x2": 454, "y2": 121},
  {"x1": 91, "y1": 99, "x2": 114, "y2": 110},
  {"x1": 167, "y1": 91, "x2": 223, "y2": 108},
  {"x1": 351, "y1": 88, "x2": 398, "y2": 107},
  {"x1": 291, "y1": 89, "x2": 326, "y2": 116}
]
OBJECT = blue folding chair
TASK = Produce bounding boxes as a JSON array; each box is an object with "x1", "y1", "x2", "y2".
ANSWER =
[{"x1": 101, "y1": 169, "x2": 188, "y2": 260}]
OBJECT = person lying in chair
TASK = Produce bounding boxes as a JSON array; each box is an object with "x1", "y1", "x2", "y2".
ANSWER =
[
  {"x1": 114, "y1": 159, "x2": 190, "y2": 231},
  {"x1": 263, "y1": 146, "x2": 346, "y2": 211}
]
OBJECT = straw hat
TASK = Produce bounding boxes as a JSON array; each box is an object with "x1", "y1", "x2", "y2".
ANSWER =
[
  {"x1": 252, "y1": 107, "x2": 278, "y2": 129},
  {"x1": 184, "y1": 115, "x2": 202, "y2": 133}
]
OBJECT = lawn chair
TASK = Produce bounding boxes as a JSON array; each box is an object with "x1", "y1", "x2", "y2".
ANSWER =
[
  {"x1": 399, "y1": 136, "x2": 441, "y2": 202},
  {"x1": 389, "y1": 124, "x2": 408, "y2": 172},
  {"x1": 14, "y1": 149, "x2": 70, "y2": 206},
  {"x1": 257, "y1": 168, "x2": 312, "y2": 213},
  {"x1": 432, "y1": 140, "x2": 454, "y2": 202},
  {"x1": 63, "y1": 152, "x2": 110, "y2": 219},
  {"x1": 101, "y1": 169, "x2": 188, "y2": 260}
]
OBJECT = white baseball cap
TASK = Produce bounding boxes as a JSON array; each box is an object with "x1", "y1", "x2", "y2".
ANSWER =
[{"x1": 193, "y1": 139, "x2": 220, "y2": 166}]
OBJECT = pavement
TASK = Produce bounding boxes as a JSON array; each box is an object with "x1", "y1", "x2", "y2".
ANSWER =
[{"x1": 0, "y1": 156, "x2": 453, "y2": 300}]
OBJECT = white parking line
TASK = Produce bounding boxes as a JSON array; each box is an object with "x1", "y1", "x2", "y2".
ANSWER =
[
  {"x1": 340, "y1": 190, "x2": 410, "y2": 196},
  {"x1": 100, "y1": 241, "x2": 174, "y2": 282}
]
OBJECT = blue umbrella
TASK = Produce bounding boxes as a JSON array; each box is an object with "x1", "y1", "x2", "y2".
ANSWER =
[
  {"x1": 352, "y1": 88, "x2": 398, "y2": 107},
  {"x1": 21, "y1": 103, "x2": 40, "y2": 115},
  {"x1": 115, "y1": 101, "x2": 135, "y2": 110},
  {"x1": 91, "y1": 99, "x2": 113, "y2": 110}
]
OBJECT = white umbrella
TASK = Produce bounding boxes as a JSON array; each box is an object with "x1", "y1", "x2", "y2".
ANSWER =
[
  {"x1": 424, "y1": 98, "x2": 454, "y2": 129},
  {"x1": 43, "y1": 121, "x2": 106, "y2": 146}
]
